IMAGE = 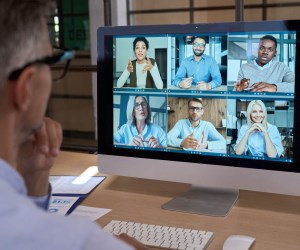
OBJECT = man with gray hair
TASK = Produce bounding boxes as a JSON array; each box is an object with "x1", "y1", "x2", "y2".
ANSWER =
[{"x1": 0, "y1": 1, "x2": 147, "y2": 249}]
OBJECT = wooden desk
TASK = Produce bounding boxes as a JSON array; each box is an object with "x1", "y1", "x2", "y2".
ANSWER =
[{"x1": 51, "y1": 151, "x2": 300, "y2": 250}]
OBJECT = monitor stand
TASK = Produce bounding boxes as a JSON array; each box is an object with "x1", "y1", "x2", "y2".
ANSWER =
[{"x1": 162, "y1": 186, "x2": 239, "y2": 217}]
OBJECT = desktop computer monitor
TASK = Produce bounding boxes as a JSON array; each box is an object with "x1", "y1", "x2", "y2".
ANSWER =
[{"x1": 97, "y1": 20, "x2": 300, "y2": 216}]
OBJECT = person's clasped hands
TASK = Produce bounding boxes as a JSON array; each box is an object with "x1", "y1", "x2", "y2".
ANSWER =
[{"x1": 247, "y1": 123, "x2": 267, "y2": 135}]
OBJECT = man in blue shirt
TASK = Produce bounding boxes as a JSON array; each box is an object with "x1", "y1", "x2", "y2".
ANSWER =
[
  {"x1": 172, "y1": 37, "x2": 222, "y2": 90},
  {"x1": 0, "y1": 1, "x2": 146, "y2": 249},
  {"x1": 167, "y1": 99, "x2": 226, "y2": 151}
]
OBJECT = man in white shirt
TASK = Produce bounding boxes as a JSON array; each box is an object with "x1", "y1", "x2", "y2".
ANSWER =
[{"x1": 0, "y1": 1, "x2": 147, "y2": 249}]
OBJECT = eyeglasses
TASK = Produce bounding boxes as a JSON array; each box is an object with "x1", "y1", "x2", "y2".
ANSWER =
[
  {"x1": 189, "y1": 106, "x2": 203, "y2": 112},
  {"x1": 193, "y1": 42, "x2": 206, "y2": 48},
  {"x1": 134, "y1": 101, "x2": 147, "y2": 110},
  {"x1": 7, "y1": 49, "x2": 75, "y2": 82}
]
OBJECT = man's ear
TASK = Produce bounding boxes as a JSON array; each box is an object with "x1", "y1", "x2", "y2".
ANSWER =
[{"x1": 11, "y1": 66, "x2": 37, "y2": 111}]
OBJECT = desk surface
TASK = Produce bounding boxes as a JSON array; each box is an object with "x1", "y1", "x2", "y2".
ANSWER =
[{"x1": 51, "y1": 151, "x2": 300, "y2": 250}]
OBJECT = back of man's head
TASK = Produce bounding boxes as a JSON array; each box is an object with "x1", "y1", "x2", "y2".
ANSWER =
[{"x1": 0, "y1": 0, "x2": 55, "y2": 86}]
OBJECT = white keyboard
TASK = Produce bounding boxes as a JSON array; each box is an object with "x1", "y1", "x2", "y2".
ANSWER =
[{"x1": 104, "y1": 220, "x2": 214, "y2": 250}]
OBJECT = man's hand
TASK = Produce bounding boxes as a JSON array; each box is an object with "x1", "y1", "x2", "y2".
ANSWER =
[
  {"x1": 179, "y1": 77, "x2": 192, "y2": 89},
  {"x1": 127, "y1": 59, "x2": 134, "y2": 72},
  {"x1": 235, "y1": 78, "x2": 250, "y2": 92},
  {"x1": 196, "y1": 81, "x2": 211, "y2": 90},
  {"x1": 118, "y1": 233, "x2": 150, "y2": 250},
  {"x1": 250, "y1": 82, "x2": 277, "y2": 92},
  {"x1": 180, "y1": 132, "x2": 198, "y2": 149},
  {"x1": 17, "y1": 117, "x2": 62, "y2": 196},
  {"x1": 196, "y1": 132, "x2": 208, "y2": 149},
  {"x1": 142, "y1": 57, "x2": 153, "y2": 73}
]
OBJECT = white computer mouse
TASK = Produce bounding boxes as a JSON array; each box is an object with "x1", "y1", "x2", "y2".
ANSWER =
[{"x1": 223, "y1": 235, "x2": 256, "y2": 250}]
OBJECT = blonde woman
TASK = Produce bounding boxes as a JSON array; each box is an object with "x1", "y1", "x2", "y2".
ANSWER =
[{"x1": 235, "y1": 100, "x2": 283, "y2": 158}]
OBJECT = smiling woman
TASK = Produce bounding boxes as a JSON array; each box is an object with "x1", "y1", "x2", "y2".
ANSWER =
[{"x1": 235, "y1": 100, "x2": 284, "y2": 158}]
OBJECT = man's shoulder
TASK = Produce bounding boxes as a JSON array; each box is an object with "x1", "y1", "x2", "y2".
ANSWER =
[
  {"x1": 177, "y1": 118, "x2": 188, "y2": 123},
  {"x1": 240, "y1": 60, "x2": 255, "y2": 67},
  {"x1": 183, "y1": 55, "x2": 194, "y2": 62},
  {"x1": 200, "y1": 120, "x2": 214, "y2": 127},
  {"x1": 175, "y1": 119, "x2": 189, "y2": 126},
  {"x1": 202, "y1": 54, "x2": 216, "y2": 61},
  {"x1": 202, "y1": 54, "x2": 212, "y2": 59},
  {"x1": 272, "y1": 60, "x2": 289, "y2": 68},
  {"x1": 0, "y1": 176, "x2": 100, "y2": 242},
  {"x1": 1, "y1": 200, "x2": 102, "y2": 248}
]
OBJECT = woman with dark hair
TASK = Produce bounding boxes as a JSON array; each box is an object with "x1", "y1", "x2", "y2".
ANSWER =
[
  {"x1": 235, "y1": 100, "x2": 283, "y2": 158},
  {"x1": 117, "y1": 37, "x2": 163, "y2": 89},
  {"x1": 114, "y1": 96, "x2": 166, "y2": 148}
]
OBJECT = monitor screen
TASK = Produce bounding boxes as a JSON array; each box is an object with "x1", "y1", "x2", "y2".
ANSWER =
[{"x1": 97, "y1": 20, "x2": 300, "y2": 215}]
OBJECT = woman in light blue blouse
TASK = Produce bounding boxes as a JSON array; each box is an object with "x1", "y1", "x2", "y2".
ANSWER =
[
  {"x1": 235, "y1": 100, "x2": 284, "y2": 158},
  {"x1": 114, "y1": 96, "x2": 167, "y2": 148}
]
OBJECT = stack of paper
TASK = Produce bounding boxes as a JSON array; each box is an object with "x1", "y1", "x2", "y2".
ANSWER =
[{"x1": 48, "y1": 175, "x2": 105, "y2": 216}]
